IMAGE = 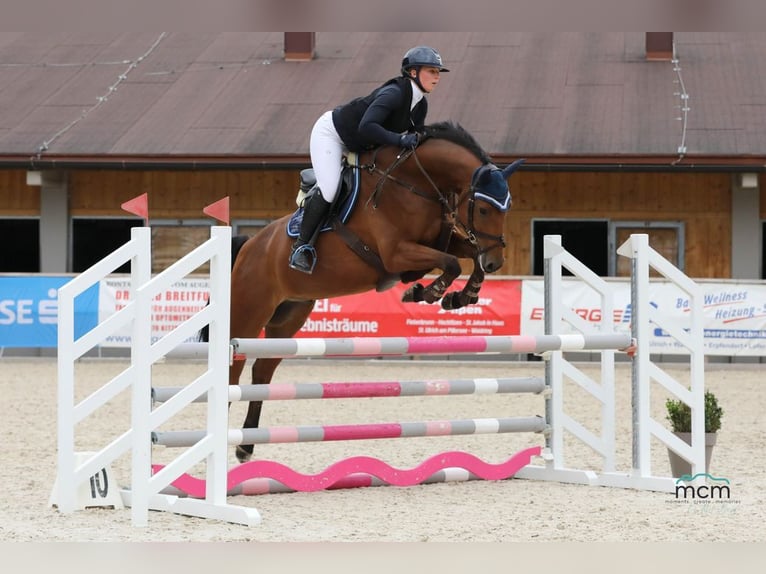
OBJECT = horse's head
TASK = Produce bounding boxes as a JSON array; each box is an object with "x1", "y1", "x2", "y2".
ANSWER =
[
  {"x1": 464, "y1": 158, "x2": 524, "y2": 273},
  {"x1": 417, "y1": 122, "x2": 524, "y2": 274}
]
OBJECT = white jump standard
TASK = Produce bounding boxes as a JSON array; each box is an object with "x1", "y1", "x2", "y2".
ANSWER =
[{"x1": 54, "y1": 228, "x2": 706, "y2": 527}]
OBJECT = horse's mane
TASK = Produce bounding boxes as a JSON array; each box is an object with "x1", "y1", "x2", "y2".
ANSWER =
[{"x1": 422, "y1": 121, "x2": 492, "y2": 164}]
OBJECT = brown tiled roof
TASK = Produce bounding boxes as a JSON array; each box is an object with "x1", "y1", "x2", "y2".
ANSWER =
[{"x1": 1, "y1": 32, "x2": 765, "y2": 167}]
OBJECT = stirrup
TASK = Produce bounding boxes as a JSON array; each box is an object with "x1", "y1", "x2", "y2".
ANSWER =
[{"x1": 288, "y1": 243, "x2": 318, "y2": 274}]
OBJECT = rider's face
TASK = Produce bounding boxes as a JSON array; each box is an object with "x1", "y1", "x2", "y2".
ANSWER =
[{"x1": 411, "y1": 66, "x2": 441, "y2": 93}]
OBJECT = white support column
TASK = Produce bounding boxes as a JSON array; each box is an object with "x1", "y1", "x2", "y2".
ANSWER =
[
  {"x1": 40, "y1": 170, "x2": 69, "y2": 273},
  {"x1": 56, "y1": 221, "x2": 260, "y2": 527},
  {"x1": 130, "y1": 227, "x2": 154, "y2": 527},
  {"x1": 731, "y1": 173, "x2": 761, "y2": 279},
  {"x1": 617, "y1": 233, "x2": 705, "y2": 485},
  {"x1": 56, "y1": 226, "x2": 151, "y2": 516},
  {"x1": 518, "y1": 235, "x2": 619, "y2": 487},
  {"x1": 544, "y1": 235, "x2": 564, "y2": 469},
  {"x1": 626, "y1": 233, "x2": 653, "y2": 476},
  {"x1": 124, "y1": 225, "x2": 260, "y2": 526},
  {"x1": 544, "y1": 235, "x2": 617, "y2": 473},
  {"x1": 205, "y1": 227, "x2": 232, "y2": 507},
  {"x1": 55, "y1": 276, "x2": 76, "y2": 514}
]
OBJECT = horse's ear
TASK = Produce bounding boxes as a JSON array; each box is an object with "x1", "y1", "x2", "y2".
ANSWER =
[{"x1": 502, "y1": 158, "x2": 526, "y2": 178}]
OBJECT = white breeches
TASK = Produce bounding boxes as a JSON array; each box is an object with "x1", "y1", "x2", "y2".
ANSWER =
[{"x1": 309, "y1": 110, "x2": 348, "y2": 202}]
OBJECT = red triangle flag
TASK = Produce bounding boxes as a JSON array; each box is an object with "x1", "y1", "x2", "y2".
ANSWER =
[
  {"x1": 203, "y1": 196, "x2": 230, "y2": 225},
  {"x1": 121, "y1": 193, "x2": 149, "y2": 222}
]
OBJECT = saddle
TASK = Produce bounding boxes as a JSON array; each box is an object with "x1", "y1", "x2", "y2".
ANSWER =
[
  {"x1": 287, "y1": 154, "x2": 405, "y2": 290},
  {"x1": 287, "y1": 154, "x2": 360, "y2": 238}
]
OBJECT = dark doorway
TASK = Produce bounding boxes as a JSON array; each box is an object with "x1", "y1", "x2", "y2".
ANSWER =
[
  {"x1": 762, "y1": 222, "x2": 766, "y2": 280},
  {"x1": 0, "y1": 219, "x2": 40, "y2": 272},
  {"x1": 533, "y1": 220, "x2": 609, "y2": 276},
  {"x1": 72, "y1": 218, "x2": 139, "y2": 273}
]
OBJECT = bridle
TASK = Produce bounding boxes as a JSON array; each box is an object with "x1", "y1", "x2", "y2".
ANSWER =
[{"x1": 362, "y1": 147, "x2": 508, "y2": 256}]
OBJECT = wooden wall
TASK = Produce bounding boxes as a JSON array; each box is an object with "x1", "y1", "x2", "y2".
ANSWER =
[
  {"x1": 0, "y1": 170, "x2": 39, "y2": 215},
  {"x1": 506, "y1": 171, "x2": 732, "y2": 278},
  {"x1": 68, "y1": 170, "x2": 298, "y2": 219},
  {"x1": 0, "y1": 167, "x2": 753, "y2": 278}
]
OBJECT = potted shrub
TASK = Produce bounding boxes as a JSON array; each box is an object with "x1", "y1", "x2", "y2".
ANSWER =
[{"x1": 665, "y1": 391, "x2": 723, "y2": 477}]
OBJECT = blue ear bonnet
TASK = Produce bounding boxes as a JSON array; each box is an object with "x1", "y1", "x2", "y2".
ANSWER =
[{"x1": 472, "y1": 164, "x2": 511, "y2": 211}]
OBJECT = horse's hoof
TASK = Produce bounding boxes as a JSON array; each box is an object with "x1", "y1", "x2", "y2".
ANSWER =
[
  {"x1": 235, "y1": 445, "x2": 252, "y2": 463},
  {"x1": 402, "y1": 283, "x2": 425, "y2": 303},
  {"x1": 441, "y1": 293, "x2": 460, "y2": 310},
  {"x1": 441, "y1": 292, "x2": 478, "y2": 310}
]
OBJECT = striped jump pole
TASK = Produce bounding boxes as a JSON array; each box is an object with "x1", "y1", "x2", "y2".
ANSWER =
[
  {"x1": 151, "y1": 376, "x2": 546, "y2": 403},
  {"x1": 164, "y1": 341, "x2": 225, "y2": 360},
  {"x1": 152, "y1": 416, "x2": 547, "y2": 448},
  {"x1": 165, "y1": 334, "x2": 634, "y2": 362},
  {"x1": 228, "y1": 333, "x2": 634, "y2": 359},
  {"x1": 151, "y1": 372, "x2": 550, "y2": 499},
  {"x1": 153, "y1": 332, "x2": 634, "y2": 499}
]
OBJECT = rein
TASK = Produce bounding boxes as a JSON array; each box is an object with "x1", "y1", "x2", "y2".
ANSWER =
[
  {"x1": 365, "y1": 148, "x2": 436, "y2": 206},
  {"x1": 361, "y1": 146, "x2": 506, "y2": 255}
]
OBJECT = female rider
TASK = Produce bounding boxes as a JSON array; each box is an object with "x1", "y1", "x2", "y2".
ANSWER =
[{"x1": 289, "y1": 45, "x2": 449, "y2": 274}]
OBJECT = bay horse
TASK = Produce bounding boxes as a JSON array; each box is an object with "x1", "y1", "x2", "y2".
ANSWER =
[{"x1": 225, "y1": 121, "x2": 524, "y2": 462}]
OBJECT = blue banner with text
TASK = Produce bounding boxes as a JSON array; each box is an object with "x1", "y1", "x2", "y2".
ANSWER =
[{"x1": 0, "y1": 276, "x2": 98, "y2": 347}]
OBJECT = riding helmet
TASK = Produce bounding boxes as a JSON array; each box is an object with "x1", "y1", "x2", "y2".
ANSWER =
[{"x1": 401, "y1": 46, "x2": 449, "y2": 74}]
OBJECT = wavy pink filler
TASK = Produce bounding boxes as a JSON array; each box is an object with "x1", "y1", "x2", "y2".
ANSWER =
[{"x1": 152, "y1": 446, "x2": 541, "y2": 498}]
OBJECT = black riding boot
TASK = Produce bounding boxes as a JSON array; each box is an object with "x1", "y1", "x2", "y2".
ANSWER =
[{"x1": 288, "y1": 193, "x2": 332, "y2": 274}]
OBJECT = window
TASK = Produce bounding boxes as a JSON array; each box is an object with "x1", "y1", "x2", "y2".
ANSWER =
[
  {"x1": 0, "y1": 218, "x2": 40, "y2": 272},
  {"x1": 234, "y1": 220, "x2": 270, "y2": 238},
  {"x1": 72, "y1": 218, "x2": 139, "y2": 273},
  {"x1": 151, "y1": 221, "x2": 210, "y2": 274},
  {"x1": 532, "y1": 219, "x2": 685, "y2": 278},
  {"x1": 762, "y1": 221, "x2": 766, "y2": 280},
  {"x1": 149, "y1": 219, "x2": 270, "y2": 274},
  {"x1": 90, "y1": 218, "x2": 274, "y2": 275},
  {"x1": 609, "y1": 222, "x2": 684, "y2": 277},
  {"x1": 533, "y1": 219, "x2": 609, "y2": 276}
]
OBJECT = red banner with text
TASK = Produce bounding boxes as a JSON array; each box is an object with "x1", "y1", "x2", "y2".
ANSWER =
[{"x1": 298, "y1": 278, "x2": 522, "y2": 337}]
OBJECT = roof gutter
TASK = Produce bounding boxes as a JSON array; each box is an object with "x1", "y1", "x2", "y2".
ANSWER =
[
  {"x1": 493, "y1": 154, "x2": 766, "y2": 173},
  {"x1": 0, "y1": 154, "x2": 314, "y2": 171},
  {"x1": 1, "y1": 154, "x2": 766, "y2": 173}
]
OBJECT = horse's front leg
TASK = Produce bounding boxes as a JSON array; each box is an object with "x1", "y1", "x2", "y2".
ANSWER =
[
  {"x1": 440, "y1": 263, "x2": 485, "y2": 310},
  {"x1": 400, "y1": 253, "x2": 462, "y2": 304}
]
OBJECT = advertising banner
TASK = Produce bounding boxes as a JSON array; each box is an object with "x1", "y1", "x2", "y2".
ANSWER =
[
  {"x1": 0, "y1": 276, "x2": 98, "y2": 347},
  {"x1": 99, "y1": 276, "x2": 210, "y2": 347},
  {"x1": 2, "y1": 274, "x2": 764, "y2": 356},
  {"x1": 695, "y1": 282, "x2": 766, "y2": 356},
  {"x1": 521, "y1": 278, "x2": 766, "y2": 356},
  {"x1": 96, "y1": 277, "x2": 522, "y2": 346},
  {"x1": 299, "y1": 278, "x2": 522, "y2": 338},
  {"x1": 521, "y1": 279, "x2": 633, "y2": 337}
]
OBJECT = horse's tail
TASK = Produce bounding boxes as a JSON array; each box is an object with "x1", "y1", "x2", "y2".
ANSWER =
[{"x1": 198, "y1": 234, "x2": 250, "y2": 342}]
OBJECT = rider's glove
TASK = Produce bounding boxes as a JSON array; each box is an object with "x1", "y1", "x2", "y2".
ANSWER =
[{"x1": 399, "y1": 133, "x2": 419, "y2": 149}]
